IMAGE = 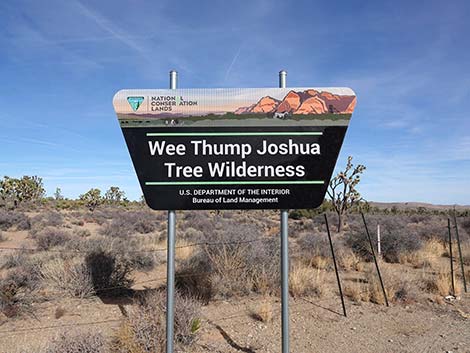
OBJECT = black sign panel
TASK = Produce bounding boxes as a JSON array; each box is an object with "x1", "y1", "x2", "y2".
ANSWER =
[{"x1": 113, "y1": 87, "x2": 356, "y2": 210}]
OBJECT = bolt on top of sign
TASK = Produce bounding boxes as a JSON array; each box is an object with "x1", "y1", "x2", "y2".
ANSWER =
[{"x1": 113, "y1": 87, "x2": 356, "y2": 210}]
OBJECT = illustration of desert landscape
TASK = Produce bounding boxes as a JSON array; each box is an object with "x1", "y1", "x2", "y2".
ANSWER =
[{"x1": 115, "y1": 88, "x2": 357, "y2": 127}]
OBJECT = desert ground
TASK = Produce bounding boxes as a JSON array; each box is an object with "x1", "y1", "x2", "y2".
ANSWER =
[{"x1": 0, "y1": 204, "x2": 469, "y2": 352}]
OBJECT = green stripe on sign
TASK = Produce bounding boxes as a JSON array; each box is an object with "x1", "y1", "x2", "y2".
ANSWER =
[
  {"x1": 146, "y1": 132, "x2": 323, "y2": 137},
  {"x1": 145, "y1": 180, "x2": 324, "y2": 186}
]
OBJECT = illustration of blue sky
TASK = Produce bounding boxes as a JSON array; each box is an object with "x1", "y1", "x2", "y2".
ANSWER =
[{"x1": 0, "y1": 0, "x2": 469, "y2": 204}]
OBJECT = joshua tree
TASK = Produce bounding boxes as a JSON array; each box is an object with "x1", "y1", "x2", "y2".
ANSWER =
[
  {"x1": 104, "y1": 186, "x2": 125, "y2": 204},
  {"x1": 54, "y1": 187, "x2": 64, "y2": 201},
  {"x1": 79, "y1": 188, "x2": 102, "y2": 212},
  {"x1": 327, "y1": 156, "x2": 366, "y2": 232},
  {"x1": 0, "y1": 175, "x2": 45, "y2": 208}
]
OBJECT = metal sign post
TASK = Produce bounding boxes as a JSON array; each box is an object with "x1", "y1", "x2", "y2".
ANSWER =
[
  {"x1": 279, "y1": 70, "x2": 290, "y2": 353},
  {"x1": 166, "y1": 70, "x2": 178, "y2": 353}
]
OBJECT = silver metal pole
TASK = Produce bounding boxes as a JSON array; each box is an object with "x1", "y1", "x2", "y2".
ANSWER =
[
  {"x1": 279, "y1": 70, "x2": 287, "y2": 90},
  {"x1": 166, "y1": 69, "x2": 177, "y2": 353},
  {"x1": 170, "y1": 70, "x2": 178, "y2": 90},
  {"x1": 279, "y1": 69, "x2": 289, "y2": 353}
]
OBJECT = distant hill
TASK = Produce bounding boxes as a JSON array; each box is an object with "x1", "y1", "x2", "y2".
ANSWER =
[{"x1": 369, "y1": 201, "x2": 470, "y2": 211}]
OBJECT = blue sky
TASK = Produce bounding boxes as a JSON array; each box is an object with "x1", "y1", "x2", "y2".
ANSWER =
[{"x1": 0, "y1": 0, "x2": 469, "y2": 204}]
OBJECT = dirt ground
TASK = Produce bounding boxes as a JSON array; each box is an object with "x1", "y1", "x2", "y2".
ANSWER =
[
  {"x1": 1, "y1": 209, "x2": 469, "y2": 352},
  {"x1": 0, "y1": 292, "x2": 469, "y2": 353}
]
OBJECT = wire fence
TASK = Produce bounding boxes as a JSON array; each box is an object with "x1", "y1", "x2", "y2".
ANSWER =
[{"x1": 0, "y1": 214, "x2": 468, "y2": 346}]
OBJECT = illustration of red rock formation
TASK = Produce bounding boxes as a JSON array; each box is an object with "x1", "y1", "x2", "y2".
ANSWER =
[
  {"x1": 276, "y1": 90, "x2": 301, "y2": 113},
  {"x1": 234, "y1": 89, "x2": 356, "y2": 115},
  {"x1": 296, "y1": 96, "x2": 328, "y2": 114},
  {"x1": 249, "y1": 96, "x2": 280, "y2": 113}
]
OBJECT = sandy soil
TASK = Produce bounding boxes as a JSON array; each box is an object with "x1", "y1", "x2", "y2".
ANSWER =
[
  {"x1": 1, "y1": 210, "x2": 469, "y2": 352},
  {"x1": 0, "y1": 293, "x2": 469, "y2": 353}
]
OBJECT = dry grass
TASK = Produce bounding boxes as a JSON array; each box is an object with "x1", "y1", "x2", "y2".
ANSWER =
[
  {"x1": 338, "y1": 248, "x2": 364, "y2": 271},
  {"x1": 289, "y1": 263, "x2": 326, "y2": 298},
  {"x1": 423, "y1": 264, "x2": 462, "y2": 297},
  {"x1": 343, "y1": 282, "x2": 363, "y2": 302},
  {"x1": 309, "y1": 255, "x2": 329, "y2": 270},
  {"x1": 249, "y1": 298, "x2": 274, "y2": 323},
  {"x1": 113, "y1": 323, "x2": 145, "y2": 353},
  {"x1": 399, "y1": 239, "x2": 446, "y2": 268},
  {"x1": 344, "y1": 264, "x2": 417, "y2": 304}
]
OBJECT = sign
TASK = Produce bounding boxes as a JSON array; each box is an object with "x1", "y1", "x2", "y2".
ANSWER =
[{"x1": 113, "y1": 87, "x2": 356, "y2": 210}]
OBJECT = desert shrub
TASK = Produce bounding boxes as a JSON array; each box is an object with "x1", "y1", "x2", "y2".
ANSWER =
[
  {"x1": 100, "y1": 218, "x2": 134, "y2": 238},
  {"x1": 34, "y1": 227, "x2": 71, "y2": 250},
  {"x1": 0, "y1": 210, "x2": 31, "y2": 231},
  {"x1": 409, "y1": 214, "x2": 432, "y2": 224},
  {"x1": 414, "y1": 219, "x2": 448, "y2": 241},
  {"x1": 29, "y1": 212, "x2": 64, "y2": 238},
  {"x1": 214, "y1": 222, "x2": 279, "y2": 296},
  {"x1": 72, "y1": 236, "x2": 157, "y2": 271},
  {"x1": 40, "y1": 258, "x2": 95, "y2": 298},
  {"x1": 85, "y1": 250, "x2": 133, "y2": 296},
  {"x1": 0, "y1": 277, "x2": 33, "y2": 318},
  {"x1": 73, "y1": 227, "x2": 91, "y2": 238},
  {"x1": 100, "y1": 210, "x2": 158, "y2": 238},
  {"x1": 379, "y1": 228, "x2": 423, "y2": 263},
  {"x1": 177, "y1": 220, "x2": 279, "y2": 298},
  {"x1": 345, "y1": 229, "x2": 373, "y2": 261},
  {"x1": 40, "y1": 211, "x2": 64, "y2": 227},
  {"x1": 1, "y1": 251, "x2": 28, "y2": 269},
  {"x1": 297, "y1": 232, "x2": 331, "y2": 269},
  {"x1": 45, "y1": 330, "x2": 107, "y2": 353},
  {"x1": 180, "y1": 227, "x2": 204, "y2": 241},
  {"x1": 346, "y1": 224, "x2": 423, "y2": 263},
  {"x1": 70, "y1": 217, "x2": 85, "y2": 226},
  {"x1": 114, "y1": 291, "x2": 200, "y2": 352},
  {"x1": 182, "y1": 211, "x2": 214, "y2": 232},
  {"x1": 0, "y1": 265, "x2": 41, "y2": 318},
  {"x1": 130, "y1": 211, "x2": 158, "y2": 234},
  {"x1": 176, "y1": 251, "x2": 214, "y2": 303},
  {"x1": 459, "y1": 217, "x2": 470, "y2": 233}
]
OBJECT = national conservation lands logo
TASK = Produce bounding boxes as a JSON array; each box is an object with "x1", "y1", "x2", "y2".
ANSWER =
[
  {"x1": 126, "y1": 95, "x2": 199, "y2": 112},
  {"x1": 127, "y1": 96, "x2": 144, "y2": 112},
  {"x1": 150, "y1": 95, "x2": 198, "y2": 112}
]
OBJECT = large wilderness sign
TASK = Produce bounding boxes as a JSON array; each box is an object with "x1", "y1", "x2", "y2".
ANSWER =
[{"x1": 113, "y1": 87, "x2": 356, "y2": 210}]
